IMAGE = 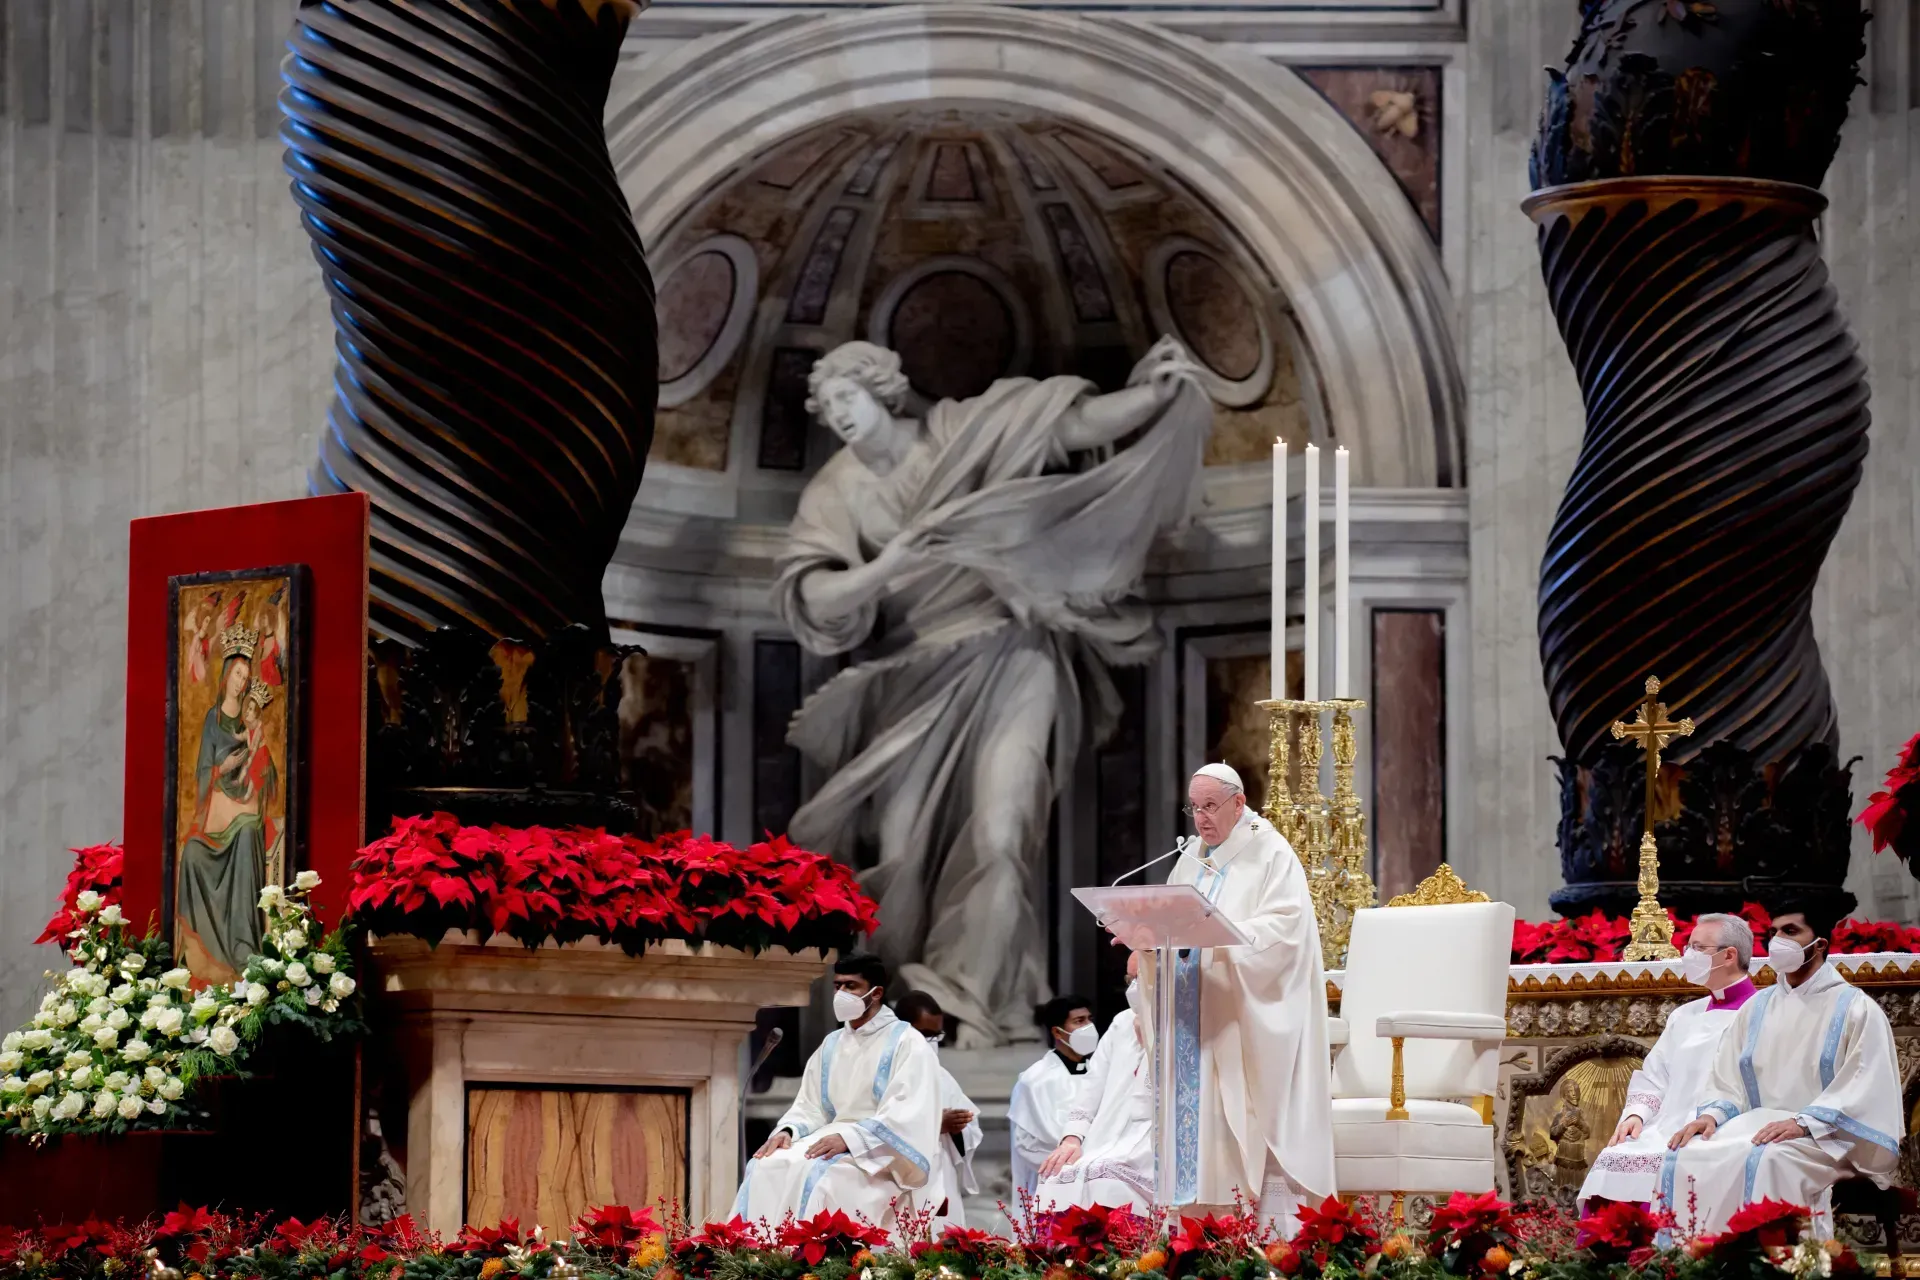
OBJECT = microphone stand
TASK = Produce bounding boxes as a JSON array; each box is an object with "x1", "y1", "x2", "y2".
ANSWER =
[{"x1": 738, "y1": 1026, "x2": 785, "y2": 1177}]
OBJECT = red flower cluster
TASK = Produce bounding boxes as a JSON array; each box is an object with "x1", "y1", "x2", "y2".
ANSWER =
[
  {"x1": 1283, "y1": 1196, "x2": 1379, "y2": 1274},
  {"x1": 573, "y1": 1205, "x2": 663, "y2": 1251},
  {"x1": 775, "y1": 1210, "x2": 889, "y2": 1265},
  {"x1": 1424, "y1": 1189, "x2": 1518, "y2": 1271},
  {"x1": 347, "y1": 815, "x2": 878, "y2": 955},
  {"x1": 36, "y1": 842, "x2": 123, "y2": 944},
  {"x1": 910, "y1": 1226, "x2": 1000, "y2": 1262},
  {"x1": 1168, "y1": 1213, "x2": 1265, "y2": 1262},
  {"x1": 1514, "y1": 899, "x2": 1920, "y2": 962},
  {"x1": 1860, "y1": 732, "x2": 1920, "y2": 863},
  {"x1": 1574, "y1": 1200, "x2": 1669, "y2": 1263}
]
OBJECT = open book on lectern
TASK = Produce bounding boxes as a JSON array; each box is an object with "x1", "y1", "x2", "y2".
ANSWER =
[{"x1": 1070, "y1": 883, "x2": 1251, "y2": 950}]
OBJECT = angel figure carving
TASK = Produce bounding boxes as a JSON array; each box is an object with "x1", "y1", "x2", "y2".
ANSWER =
[{"x1": 773, "y1": 337, "x2": 1211, "y2": 1045}]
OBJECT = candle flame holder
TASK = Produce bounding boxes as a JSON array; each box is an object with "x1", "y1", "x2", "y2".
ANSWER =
[{"x1": 1257, "y1": 698, "x2": 1376, "y2": 969}]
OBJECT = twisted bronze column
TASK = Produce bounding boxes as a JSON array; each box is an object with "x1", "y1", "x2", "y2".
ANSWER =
[{"x1": 283, "y1": 0, "x2": 657, "y2": 644}]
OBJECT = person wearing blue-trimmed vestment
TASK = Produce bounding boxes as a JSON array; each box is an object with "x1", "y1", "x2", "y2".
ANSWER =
[
  {"x1": 1149, "y1": 763, "x2": 1336, "y2": 1236},
  {"x1": 1663, "y1": 903, "x2": 1904, "y2": 1239},
  {"x1": 735, "y1": 955, "x2": 942, "y2": 1232}
]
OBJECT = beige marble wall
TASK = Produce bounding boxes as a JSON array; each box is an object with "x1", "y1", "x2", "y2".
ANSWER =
[
  {"x1": 0, "y1": 0, "x2": 330, "y2": 1031},
  {"x1": 1460, "y1": 0, "x2": 1920, "y2": 922}
]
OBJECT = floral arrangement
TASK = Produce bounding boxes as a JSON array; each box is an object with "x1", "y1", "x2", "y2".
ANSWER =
[
  {"x1": 0, "y1": 1196, "x2": 1872, "y2": 1280},
  {"x1": 1860, "y1": 732, "x2": 1920, "y2": 869},
  {"x1": 345, "y1": 815, "x2": 878, "y2": 956},
  {"x1": 1, "y1": 872, "x2": 363, "y2": 1138},
  {"x1": 1511, "y1": 900, "x2": 1920, "y2": 964},
  {"x1": 35, "y1": 843, "x2": 125, "y2": 945}
]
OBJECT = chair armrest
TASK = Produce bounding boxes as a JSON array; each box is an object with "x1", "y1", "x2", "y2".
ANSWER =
[
  {"x1": 1375, "y1": 1011, "x2": 1507, "y2": 1040},
  {"x1": 1327, "y1": 1016, "x2": 1350, "y2": 1047}
]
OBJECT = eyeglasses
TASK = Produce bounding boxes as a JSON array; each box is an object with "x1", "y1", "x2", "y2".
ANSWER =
[{"x1": 1182, "y1": 798, "x2": 1236, "y2": 818}]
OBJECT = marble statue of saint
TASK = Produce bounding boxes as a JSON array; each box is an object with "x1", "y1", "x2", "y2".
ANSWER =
[{"x1": 773, "y1": 337, "x2": 1210, "y2": 1045}]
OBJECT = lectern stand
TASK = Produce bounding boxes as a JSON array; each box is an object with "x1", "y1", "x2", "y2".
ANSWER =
[{"x1": 1071, "y1": 884, "x2": 1250, "y2": 1206}]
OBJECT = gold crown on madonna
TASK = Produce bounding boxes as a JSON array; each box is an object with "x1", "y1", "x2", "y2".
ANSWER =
[
  {"x1": 219, "y1": 622, "x2": 260, "y2": 660},
  {"x1": 245, "y1": 679, "x2": 273, "y2": 711}
]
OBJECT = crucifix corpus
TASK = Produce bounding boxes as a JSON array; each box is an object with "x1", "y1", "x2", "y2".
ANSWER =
[{"x1": 1611, "y1": 674, "x2": 1695, "y2": 961}]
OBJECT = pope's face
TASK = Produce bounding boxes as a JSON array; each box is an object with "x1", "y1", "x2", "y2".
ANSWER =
[
  {"x1": 817, "y1": 375, "x2": 887, "y2": 448},
  {"x1": 1188, "y1": 778, "x2": 1243, "y2": 846}
]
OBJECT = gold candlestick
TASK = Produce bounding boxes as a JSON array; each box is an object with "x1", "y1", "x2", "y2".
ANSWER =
[
  {"x1": 1262, "y1": 700, "x2": 1297, "y2": 843},
  {"x1": 1611, "y1": 675, "x2": 1693, "y2": 963},
  {"x1": 1325, "y1": 699, "x2": 1378, "y2": 967},
  {"x1": 1259, "y1": 697, "x2": 1368, "y2": 969}
]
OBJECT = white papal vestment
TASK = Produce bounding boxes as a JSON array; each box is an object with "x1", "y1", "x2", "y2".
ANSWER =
[
  {"x1": 1009, "y1": 1051, "x2": 1083, "y2": 1201},
  {"x1": 1158, "y1": 809, "x2": 1336, "y2": 1225},
  {"x1": 1035, "y1": 1008, "x2": 1154, "y2": 1214},
  {"x1": 1660, "y1": 962, "x2": 1903, "y2": 1238},
  {"x1": 734, "y1": 1007, "x2": 942, "y2": 1230},
  {"x1": 1579, "y1": 978, "x2": 1756, "y2": 1205},
  {"x1": 930, "y1": 1055, "x2": 984, "y2": 1229}
]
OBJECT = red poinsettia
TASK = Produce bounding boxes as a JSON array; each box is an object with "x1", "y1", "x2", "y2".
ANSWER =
[
  {"x1": 777, "y1": 1210, "x2": 889, "y2": 1266},
  {"x1": 1720, "y1": 1198, "x2": 1809, "y2": 1250},
  {"x1": 573, "y1": 1205, "x2": 662, "y2": 1250},
  {"x1": 347, "y1": 817, "x2": 878, "y2": 956},
  {"x1": 1574, "y1": 1201, "x2": 1669, "y2": 1261},
  {"x1": 451, "y1": 1218, "x2": 527, "y2": 1256},
  {"x1": 1292, "y1": 1196, "x2": 1379, "y2": 1271},
  {"x1": 1861, "y1": 733, "x2": 1920, "y2": 863},
  {"x1": 1513, "y1": 898, "x2": 1920, "y2": 962},
  {"x1": 1425, "y1": 1190, "x2": 1519, "y2": 1269},
  {"x1": 1044, "y1": 1204, "x2": 1124, "y2": 1261},
  {"x1": 36, "y1": 842, "x2": 124, "y2": 944},
  {"x1": 910, "y1": 1225, "x2": 1000, "y2": 1262}
]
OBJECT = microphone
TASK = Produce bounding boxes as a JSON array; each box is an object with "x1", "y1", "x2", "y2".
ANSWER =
[
  {"x1": 741, "y1": 1026, "x2": 784, "y2": 1104},
  {"x1": 1109, "y1": 841, "x2": 1191, "y2": 886}
]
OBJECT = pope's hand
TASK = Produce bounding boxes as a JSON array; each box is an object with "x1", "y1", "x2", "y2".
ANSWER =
[
  {"x1": 1607, "y1": 1115, "x2": 1643, "y2": 1147},
  {"x1": 1752, "y1": 1118, "x2": 1811, "y2": 1145},
  {"x1": 806, "y1": 1133, "x2": 852, "y2": 1159},
  {"x1": 941, "y1": 1108, "x2": 974, "y2": 1135},
  {"x1": 753, "y1": 1130, "x2": 792, "y2": 1159},
  {"x1": 1668, "y1": 1115, "x2": 1717, "y2": 1149},
  {"x1": 1038, "y1": 1136, "x2": 1083, "y2": 1179}
]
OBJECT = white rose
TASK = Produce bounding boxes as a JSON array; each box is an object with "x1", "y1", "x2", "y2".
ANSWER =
[
  {"x1": 122, "y1": 1039, "x2": 152, "y2": 1063},
  {"x1": 160, "y1": 968, "x2": 190, "y2": 990},
  {"x1": 138, "y1": 1008, "x2": 158, "y2": 1030},
  {"x1": 74, "y1": 891, "x2": 102, "y2": 913},
  {"x1": 104, "y1": 1071, "x2": 130, "y2": 1091},
  {"x1": 0, "y1": 1077, "x2": 23, "y2": 1095},
  {"x1": 77, "y1": 1015, "x2": 103, "y2": 1036},
  {"x1": 208, "y1": 1025, "x2": 240, "y2": 1057},
  {"x1": 68, "y1": 1067, "x2": 93, "y2": 1090},
  {"x1": 31, "y1": 1096, "x2": 52, "y2": 1120},
  {"x1": 312, "y1": 953, "x2": 336, "y2": 975},
  {"x1": 158, "y1": 1077, "x2": 184, "y2": 1101},
  {"x1": 91, "y1": 1090, "x2": 116, "y2": 1119},
  {"x1": 186, "y1": 1027, "x2": 208, "y2": 1045},
  {"x1": 280, "y1": 931, "x2": 308, "y2": 954},
  {"x1": 294, "y1": 869, "x2": 322, "y2": 891},
  {"x1": 62, "y1": 1051, "x2": 91, "y2": 1072},
  {"x1": 0, "y1": 1052, "x2": 22, "y2": 1073},
  {"x1": 1, "y1": 1032, "x2": 19, "y2": 1052},
  {"x1": 189, "y1": 997, "x2": 218, "y2": 1022},
  {"x1": 286, "y1": 963, "x2": 311, "y2": 987},
  {"x1": 121, "y1": 954, "x2": 145, "y2": 974},
  {"x1": 52, "y1": 1003, "x2": 77, "y2": 1026},
  {"x1": 21, "y1": 1030, "x2": 52, "y2": 1051},
  {"x1": 93, "y1": 947, "x2": 108, "y2": 962},
  {"x1": 154, "y1": 1008, "x2": 184, "y2": 1038},
  {"x1": 110, "y1": 984, "x2": 135, "y2": 1006},
  {"x1": 147, "y1": 1098, "x2": 166, "y2": 1115},
  {"x1": 92, "y1": 1027, "x2": 119, "y2": 1050},
  {"x1": 100, "y1": 904, "x2": 124, "y2": 926},
  {"x1": 27, "y1": 1071, "x2": 53, "y2": 1092},
  {"x1": 148, "y1": 991, "x2": 172, "y2": 1008},
  {"x1": 328, "y1": 973, "x2": 356, "y2": 1000},
  {"x1": 116, "y1": 1092, "x2": 143, "y2": 1120},
  {"x1": 143, "y1": 1065, "x2": 165, "y2": 1086},
  {"x1": 105, "y1": 1007, "x2": 131, "y2": 1031},
  {"x1": 258, "y1": 885, "x2": 286, "y2": 911},
  {"x1": 321, "y1": 1000, "x2": 338, "y2": 1014},
  {"x1": 246, "y1": 983, "x2": 269, "y2": 1007},
  {"x1": 303, "y1": 986, "x2": 324, "y2": 1007},
  {"x1": 52, "y1": 1092, "x2": 84, "y2": 1120}
]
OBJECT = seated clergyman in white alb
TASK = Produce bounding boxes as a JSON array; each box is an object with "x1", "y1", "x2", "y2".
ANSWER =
[
  {"x1": 1034, "y1": 951, "x2": 1153, "y2": 1214},
  {"x1": 1008, "y1": 992, "x2": 1096, "y2": 1200},
  {"x1": 1580, "y1": 913, "x2": 1759, "y2": 1207},
  {"x1": 895, "y1": 990, "x2": 983, "y2": 1229},
  {"x1": 735, "y1": 956, "x2": 941, "y2": 1230},
  {"x1": 1663, "y1": 903, "x2": 1905, "y2": 1237},
  {"x1": 1150, "y1": 763, "x2": 1336, "y2": 1235}
]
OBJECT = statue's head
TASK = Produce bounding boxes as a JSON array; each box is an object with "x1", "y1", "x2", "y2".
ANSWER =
[{"x1": 807, "y1": 342, "x2": 910, "y2": 450}]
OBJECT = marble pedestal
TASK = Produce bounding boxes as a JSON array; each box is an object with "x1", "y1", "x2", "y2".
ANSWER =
[{"x1": 371, "y1": 934, "x2": 827, "y2": 1232}]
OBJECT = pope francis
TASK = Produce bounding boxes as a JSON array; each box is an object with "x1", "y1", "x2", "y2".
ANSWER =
[{"x1": 1151, "y1": 763, "x2": 1336, "y2": 1234}]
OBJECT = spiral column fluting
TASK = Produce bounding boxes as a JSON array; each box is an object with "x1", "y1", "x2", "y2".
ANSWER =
[
  {"x1": 282, "y1": 0, "x2": 657, "y2": 644},
  {"x1": 1528, "y1": 178, "x2": 1867, "y2": 765}
]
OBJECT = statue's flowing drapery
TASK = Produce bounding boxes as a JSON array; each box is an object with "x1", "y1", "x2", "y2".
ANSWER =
[{"x1": 774, "y1": 375, "x2": 1208, "y2": 1043}]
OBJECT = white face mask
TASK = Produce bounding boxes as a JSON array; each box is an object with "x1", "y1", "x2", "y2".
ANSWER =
[
  {"x1": 832, "y1": 988, "x2": 870, "y2": 1024},
  {"x1": 1125, "y1": 980, "x2": 1143, "y2": 1016},
  {"x1": 1767, "y1": 935, "x2": 1810, "y2": 974},
  {"x1": 1066, "y1": 1023, "x2": 1099, "y2": 1056},
  {"x1": 1679, "y1": 947, "x2": 1716, "y2": 987}
]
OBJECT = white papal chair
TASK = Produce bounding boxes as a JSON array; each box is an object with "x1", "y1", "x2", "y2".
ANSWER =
[{"x1": 1326, "y1": 867, "x2": 1513, "y2": 1222}]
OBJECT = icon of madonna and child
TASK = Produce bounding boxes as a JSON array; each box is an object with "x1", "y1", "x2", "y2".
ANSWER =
[{"x1": 167, "y1": 571, "x2": 301, "y2": 986}]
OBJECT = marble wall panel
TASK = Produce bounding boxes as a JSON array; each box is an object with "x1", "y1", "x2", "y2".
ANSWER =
[{"x1": 1372, "y1": 608, "x2": 1446, "y2": 902}]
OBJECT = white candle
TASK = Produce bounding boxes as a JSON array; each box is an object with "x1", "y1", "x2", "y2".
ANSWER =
[
  {"x1": 1271, "y1": 438, "x2": 1286, "y2": 700},
  {"x1": 1334, "y1": 446, "x2": 1351, "y2": 700},
  {"x1": 1303, "y1": 444, "x2": 1319, "y2": 702}
]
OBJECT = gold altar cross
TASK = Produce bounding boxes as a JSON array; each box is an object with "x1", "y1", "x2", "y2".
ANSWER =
[{"x1": 1610, "y1": 675, "x2": 1695, "y2": 963}]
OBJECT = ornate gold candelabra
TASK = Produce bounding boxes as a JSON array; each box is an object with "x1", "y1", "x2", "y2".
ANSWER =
[{"x1": 1258, "y1": 698, "x2": 1377, "y2": 968}]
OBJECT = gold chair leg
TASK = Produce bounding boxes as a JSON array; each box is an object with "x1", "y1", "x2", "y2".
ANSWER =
[
  {"x1": 1471, "y1": 1095, "x2": 1494, "y2": 1125},
  {"x1": 1391, "y1": 1191, "x2": 1405, "y2": 1226},
  {"x1": 1386, "y1": 1037, "x2": 1410, "y2": 1121}
]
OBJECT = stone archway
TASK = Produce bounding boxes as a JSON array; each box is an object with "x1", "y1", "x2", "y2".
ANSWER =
[{"x1": 605, "y1": 5, "x2": 1465, "y2": 488}]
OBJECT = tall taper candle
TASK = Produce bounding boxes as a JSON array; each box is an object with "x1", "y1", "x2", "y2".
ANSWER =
[
  {"x1": 1334, "y1": 446, "x2": 1351, "y2": 699},
  {"x1": 1272, "y1": 439, "x2": 1287, "y2": 699},
  {"x1": 1304, "y1": 443, "x2": 1320, "y2": 701}
]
